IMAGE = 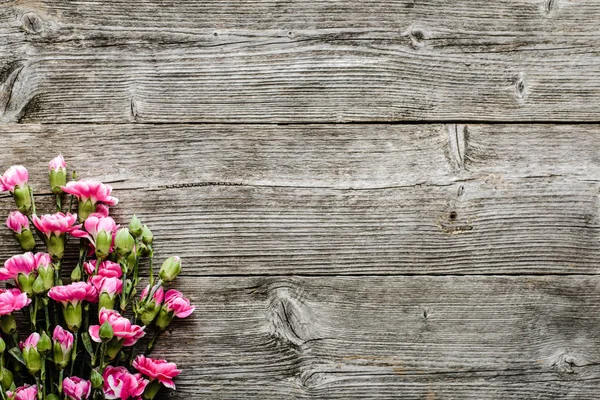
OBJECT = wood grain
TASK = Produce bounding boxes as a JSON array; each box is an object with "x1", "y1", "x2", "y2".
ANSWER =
[
  {"x1": 153, "y1": 275, "x2": 600, "y2": 399},
  {"x1": 2, "y1": 1, "x2": 600, "y2": 122},
  {"x1": 0, "y1": 124, "x2": 597, "y2": 275}
]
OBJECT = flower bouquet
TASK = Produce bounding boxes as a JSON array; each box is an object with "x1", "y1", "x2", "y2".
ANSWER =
[{"x1": 0, "y1": 156, "x2": 194, "y2": 400}]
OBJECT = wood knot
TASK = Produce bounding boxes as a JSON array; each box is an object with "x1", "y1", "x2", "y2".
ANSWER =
[
  {"x1": 542, "y1": 0, "x2": 559, "y2": 16},
  {"x1": 21, "y1": 12, "x2": 43, "y2": 34},
  {"x1": 408, "y1": 27, "x2": 427, "y2": 48},
  {"x1": 513, "y1": 73, "x2": 529, "y2": 103},
  {"x1": 549, "y1": 351, "x2": 579, "y2": 374}
]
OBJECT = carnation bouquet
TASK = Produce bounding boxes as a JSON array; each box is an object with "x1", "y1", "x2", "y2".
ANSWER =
[{"x1": 0, "y1": 156, "x2": 194, "y2": 400}]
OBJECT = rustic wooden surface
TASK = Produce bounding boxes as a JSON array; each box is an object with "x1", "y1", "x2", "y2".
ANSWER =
[{"x1": 1, "y1": 0, "x2": 600, "y2": 399}]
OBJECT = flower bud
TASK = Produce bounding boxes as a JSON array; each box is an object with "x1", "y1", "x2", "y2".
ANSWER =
[
  {"x1": 33, "y1": 275, "x2": 45, "y2": 295},
  {"x1": 70, "y1": 265, "x2": 82, "y2": 282},
  {"x1": 63, "y1": 302, "x2": 83, "y2": 331},
  {"x1": 129, "y1": 215, "x2": 143, "y2": 237},
  {"x1": 106, "y1": 337, "x2": 124, "y2": 360},
  {"x1": 47, "y1": 395, "x2": 60, "y2": 400},
  {"x1": 38, "y1": 264, "x2": 54, "y2": 290},
  {"x1": 90, "y1": 368, "x2": 103, "y2": 389},
  {"x1": 99, "y1": 292, "x2": 115, "y2": 311},
  {"x1": 155, "y1": 305, "x2": 174, "y2": 331},
  {"x1": 16, "y1": 272, "x2": 36, "y2": 295},
  {"x1": 0, "y1": 366, "x2": 13, "y2": 390},
  {"x1": 47, "y1": 233, "x2": 66, "y2": 261},
  {"x1": 15, "y1": 229, "x2": 36, "y2": 252},
  {"x1": 0, "y1": 337, "x2": 6, "y2": 353},
  {"x1": 37, "y1": 331, "x2": 52, "y2": 356},
  {"x1": 99, "y1": 321, "x2": 114, "y2": 342},
  {"x1": 95, "y1": 229, "x2": 113, "y2": 260},
  {"x1": 49, "y1": 155, "x2": 67, "y2": 195},
  {"x1": 13, "y1": 184, "x2": 33, "y2": 215},
  {"x1": 0, "y1": 315, "x2": 16, "y2": 335},
  {"x1": 114, "y1": 228, "x2": 135, "y2": 258},
  {"x1": 141, "y1": 224, "x2": 153, "y2": 246},
  {"x1": 22, "y1": 333, "x2": 42, "y2": 375},
  {"x1": 158, "y1": 256, "x2": 181, "y2": 283}
]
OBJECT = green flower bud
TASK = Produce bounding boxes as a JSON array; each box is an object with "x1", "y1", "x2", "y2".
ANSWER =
[
  {"x1": 37, "y1": 331, "x2": 51, "y2": 355},
  {"x1": 0, "y1": 315, "x2": 16, "y2": 335},
  {"x1": 0, "y1": 367, "x2": 13, "y2": 390},
  {"x1": 106, "y1": 337, "x2": 124, "y2": 360},
  {"x1": 125, "y1": 252, "x2": 137, "y2": 276},
  {"x1": 23, "y1": 346, "x2": 42, "y2": 375},
  {"x1": 0, "y1": 337, "x2": 6, "y2": 354},
  {"x1": 95, "y1": 229, "x2": 113, "y2": 260},
  {"x1": 53, "y1": 341, "x2": 70, "y2": 370},
  {"x1": 13, "y1": 184, "x2": 32, "y2": 215},
  {"x1": 47, "y1": 395, "x2": 60, "y2": 400},
  {"x1": 47, "y1": 234, "x2": 66, "y2": 261},
  {"x1": 99, "y1": 321, "x2": 114, "y2": 342},
  {"x1": 99, "y1": 292, "x2": 116, "y2": 312},
  {"x1": 15, "y1": 229, "x2": 36, "y2": 252},
  {"x1": 78, "y1": 199, "x2": 95, "y2": 222},
  {"x1": 32, "y1": 275, "x2": 45, "y2": 295},
  {"x1": 38, "y1": 265, "x2": 54, "y2": 290},
  {"x1": 142, "y1": 380, "x2": 162, "y2": 400},
  {"x1": 70, "y1": 265, "x2": 82, "y2": 282},
  {"x1": 129, "y1": 215, "x2": 143, "y2": 237},
  {"x1": 16, "y1": 273, "x2": 36, "y2": 295},
  {"x1": 141, "y1": 224, "x2": 153, "y2": 246},
  {"x1": 49, "y1": 169, "x2": 67, "y2": 195},
  {"x1": 136, "y1": 242, "x2": 149, "y2": 257},
  {"x1": 138, "y1": 301, "x2": 160, "y2": 326},
  {"x1": 62, "y1": 302, "x2": 82, "y2": 331},
  {"x1": 114, "y1": 228, "x2": 135, "y2": 258},
  {"x1": 158, "y1": 256, "x2": 181, "y2": 283},
  {"x1": 155, "y1": 305, "x2": 174, "y2": 331},
  {"x1": 91, "y1": 368, "x2": 103, "y2": 389}
]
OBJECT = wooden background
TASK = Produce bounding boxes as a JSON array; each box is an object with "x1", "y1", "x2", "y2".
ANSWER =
[{"x1": 1, "y1": 0, "x2": 600, "y2": 398}]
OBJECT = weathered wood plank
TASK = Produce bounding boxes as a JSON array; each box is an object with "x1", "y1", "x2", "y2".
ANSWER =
[
  {"x1": 0, "y1": 123, "x2": 597, "y2": 275},
  {"x1": 154, "y1": 275, "x2": 600, "y2": 399},
  {"x1": 2, "y1": 1, "x2": 600, "y2": 122}
]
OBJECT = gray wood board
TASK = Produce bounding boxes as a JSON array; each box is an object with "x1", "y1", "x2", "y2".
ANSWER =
[
  {"x1": 0, "y1": 123, "x2": 597, "y2": 275},
  {"x1": 153, "y1": 275, "x2": 600, "y2": 399},
  {"x1": 2, "y1": 1, "x2": 600, "y2": 122}
]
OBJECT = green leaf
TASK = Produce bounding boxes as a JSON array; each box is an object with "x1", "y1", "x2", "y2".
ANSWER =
[
  {"x1": 8, "y1": 347, "x2": 25, "y2": 366},
  {"x1": 81, "y1": 332, "x2": 94, "y2": 358}
]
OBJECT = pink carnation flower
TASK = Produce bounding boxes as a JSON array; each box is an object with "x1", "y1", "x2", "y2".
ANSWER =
[
  {"x1": 32, "y1": 212, "x2": 78, "y2": 238},
  {"x1": 0, "y1": 288, "x2": 31, "y2": 315},
  {"x1": 0, "y1": 252, "x2": 36, "y2": 281},
  {"x1": 90, "y1": 276, "x2": 123, "y2": 298},
  {"x1": 84, "y1": 260, "x2": 122, "y2": 278},
  {"x1": 141, "y1": 284, "x2": 164, "y2": 305},
  {"x1": 103, "y1": 366, "x2": 148, "y2": 400},
  {"x1": 62, "y1": 180, "x2": 118, "y2": 206},
  {"x1": 48, "y1": 282, "x2": 98, "y2": 307},
  {"x1": 53, "y1": 325, "x2": 74, "y2": 353},
  {"x1": 33, "y1": 252, "x2": 52, "y2": 269},
  {"x1": 0, "y1": 166, "x2": 28, "y2": 192},
  {"x1": 20, "y1": 332, "x2": 39, "y2": 351},
  {"x1": 6, "y1": 211, "x2": 29, "y2": 234},
  {"x1": 133, "y1": 355, "x2": 181, "y2": 389},
  {"x1": 71, "y1": 215, "x2": 117, "y2": 247},
  {"x1": 63, "y1": 376, "x2": 92, "y2": 400},
  {"x1": 9, "y1": 385, "x2": 38, "y2": 400},
  {"x1": 164, "y1": 290, "x2": 195, "y2": 318},
  {"x1": 49, "y1": 155, "x2": 66, "y2": 172},
  {"x1": 89, "y1": 308, "x2": 145, "y2": 346}
]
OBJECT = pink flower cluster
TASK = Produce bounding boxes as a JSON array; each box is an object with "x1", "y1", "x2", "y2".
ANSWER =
[
  {"x1": 48, "y1": 281, "x2": 97, "y2": 306},
  {"x1": 62, "y1": 180, "x2": 118, "y2": 207},
  {"x1": 89, "y1": 308, "x2": 145, "y2": 346},
  {"x1": 32, "y1": 212, "x2": 78, "y2": 238},
  {"x1": 103, "y1": 366, "x2": 148, "y2": 400}
]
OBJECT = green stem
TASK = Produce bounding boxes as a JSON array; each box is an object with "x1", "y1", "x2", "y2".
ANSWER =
[
  {"x1": 44, "y1": 298, "x2": 50, "y2": 331},
  {"x1": 55, "y1": 194, "x2": 62, "y2": 212},
  {"x1": 30, "y1": 300, "x2": 38, "y2": 330},
  {"x1": 99, "y1": 343, "x2": 107, "y2": 373},
  {"x1": 146, "y1": 330, "x2": 161, "y2": 355},
  {"x1": 148, "y1": 250, "x2": 154, "y2": 286},
  {"x1": 35, "y1": 376, "x2": 42, "y2": 400},
  {"x1": 40, "y1": 356, "x2": 46, "y2": 400},
  {"x1": 30, "y1": 188, "x2": 36, "y2": 216},
  {"x1": 58, "y1": 369, "x2": 64, "y2": 394},
  {"x1": 70, "y1": 331, "x2": 78, "y2": 376},
  {"x1": 68, "y1": 195, "x2": 75, "y2": 215},
  {"x1": 54, "y1": 261, "x2": 63, "y2": 286}
]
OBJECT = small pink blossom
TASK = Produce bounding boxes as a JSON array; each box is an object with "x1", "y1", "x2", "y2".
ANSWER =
[
  {"x1": 6, "y1": 211, "x2": 29, "y2": 234},
  {"x1": 89, "y1": 308, "x2": 145, "y2": 347},
  {"x1": 53, "y1": 325, "x2": 74, "y2": 353},
  {"x1": 0, "y1": 166, "x2": 28, "y2": 192},
  {"x1": 0, "y1": 288, "x2": 31, "y2": 315},
  {"x1": 84, "y1": 260, "x2": 122, "y2": 278},
  {"x1": 34, "y1": 252, "x2": 52, "y2": 269},
  {"x1": 9, "y1": 385, "x2": 38, "y2": 400},
  {"x1": 140, "y1": 284, "x2": 164, "y2": 305},
  {"x1": 71, "y1": 215, "x2": 117, "y2": 246},
  {"x1": 103, "y1": 366, "x2": 148, "y2": 400},
  {"x1": 133, "y1": 355, "x2": 181, "y2": 389},
  {"x1": 32, "y1": 212, "x2": 78, "y2": 238},
  {"x1": 63, "y1": 376, "x2": 92, "y2": 400},
  {"x1": 49, "y1": 155, "x2": 66, "y2": 172},
  {"x1": 48, "y1": 282, "x2": 97, "y2": 307},
  {"x1": 90, "y1": 276, "x2": 122, "y2": 298},
  {"x1": 20, "y1": 332, "x2": 40, "y2": 351},
  {"x1": 164, "y1": 290, "x2": 195, "y2": 318},
  {"x1": 62, "y1": 180, "x2": 118, "y2": 206},
  {"x1": 90, "y1": 204, "x2": 110, "y2": 218},
  {"x1": 0, "y1": 252, "x2": 36, "y2": 281}
]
